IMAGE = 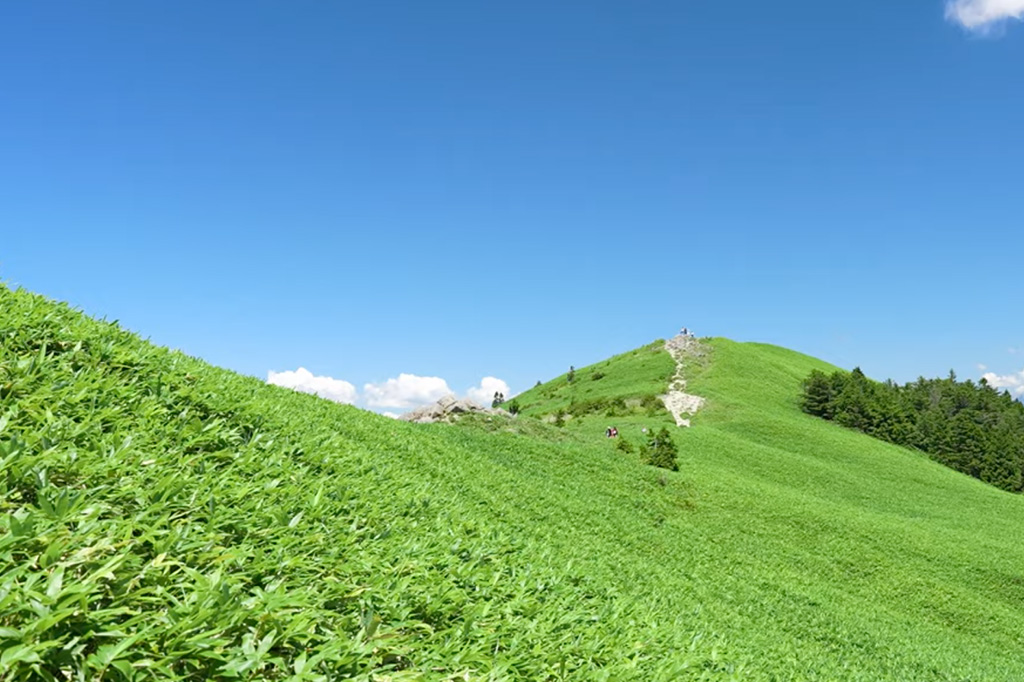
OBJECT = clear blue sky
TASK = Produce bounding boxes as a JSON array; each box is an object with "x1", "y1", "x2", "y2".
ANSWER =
[{"x1": 2, "y1": 1, "x2": 1022, "y2": 407}]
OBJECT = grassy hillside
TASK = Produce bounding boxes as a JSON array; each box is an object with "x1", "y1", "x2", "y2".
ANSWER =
[
  {"x1": 510, "y1": 342, "x2": 676, "y2": 420},
  {"x1": 3, "y1": 287, "x2": 1024, "y2": 680}
]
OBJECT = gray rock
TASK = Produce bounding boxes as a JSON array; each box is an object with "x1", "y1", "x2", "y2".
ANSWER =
[
  {"x1": 399, "y1": 395, "x2": 510, "y2": 423},
  {"x1": 449, "y1": 399, "x2": 481, "y2": 414}
]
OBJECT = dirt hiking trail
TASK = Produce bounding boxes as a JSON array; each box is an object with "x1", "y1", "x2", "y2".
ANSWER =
[{"x1": 661, "y1": 333, "x2": 707, "y2": 427}]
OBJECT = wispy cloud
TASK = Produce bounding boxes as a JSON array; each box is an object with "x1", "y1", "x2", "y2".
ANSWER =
[
  {"x1": 363, "y1": 373, "x2": 452, "y2": 410},
  {"x1": 981, "y1": 368, "x2": 1024, "y2": 397},
  {"x1": 267, "y1": 367, "x2": 358, "y2": 404},
  {"x1": 946, "y1": 0, "x2": 1024, "y2": 32}
]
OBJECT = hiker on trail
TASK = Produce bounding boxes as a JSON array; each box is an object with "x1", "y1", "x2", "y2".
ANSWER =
[
  {"x1": 611, "y1": 427, "x2": 618, "y2": 438},
  {"x1": 606, "y1": 427, "x2": 613, "y2": 438}
]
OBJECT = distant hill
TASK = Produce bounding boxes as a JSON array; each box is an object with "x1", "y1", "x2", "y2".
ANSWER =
[{"x1": 3, "y1": 284, "x2": 1024, "y2": 680}]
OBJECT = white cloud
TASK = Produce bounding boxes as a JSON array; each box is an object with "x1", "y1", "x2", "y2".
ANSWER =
[
  {"x1": 982, "y1": 368, "x2": 1024, "y2": 396},
  {"x1": 269, "y1": 366, "x2": 514, "y2": 414},
  {"x1": 977, "y1": 363, "x2": 988, "y2": 371},
  {"x1": 267, "y1": 367, "x2": 358, "y2": 404},
  {"x1": 363, "y1": 373, "x2": 452, "y2": 409},
  {"x1": 382, "y1": 411, "x2": 401, "y2": 419},
  {"x1": 466, "y1": 377, "x2": 512, "y2": 406},
  {"x1": 946, "y1": 0, "x2": 1024, "y2": 31}
]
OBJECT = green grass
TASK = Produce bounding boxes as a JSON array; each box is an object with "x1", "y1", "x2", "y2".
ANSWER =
[
  {"x1": 3, "y1": 286, "x2": 1024, "y2": 680},
  {"x1": 510, "y1": 341, "x2": 676, "y2": 420}
]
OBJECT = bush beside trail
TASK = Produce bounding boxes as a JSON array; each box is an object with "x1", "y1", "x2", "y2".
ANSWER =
[{"x1": 641, "y1": 428, "x2": 679, "y2": 472}]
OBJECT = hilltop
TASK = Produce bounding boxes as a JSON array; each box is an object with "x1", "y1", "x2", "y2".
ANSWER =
[{"x1": 3, "y1": 284, "x2": 1024, "y2": 680}]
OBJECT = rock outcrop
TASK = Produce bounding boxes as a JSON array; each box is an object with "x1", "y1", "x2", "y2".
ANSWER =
[{"x1": 399, "y1": 395, "x2": 510, "y2": 424}]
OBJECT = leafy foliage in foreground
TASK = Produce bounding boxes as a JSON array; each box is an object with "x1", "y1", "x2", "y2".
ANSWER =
[
  {"x1": 0, "y1": 287, "x2": 642, "y2": 680},
  {"x1": 4, "y1": 286, "x2": 1024, "y2": 681},
  {"x1": 801, "y1": 367, "x2": 1024, "y2": 492}
]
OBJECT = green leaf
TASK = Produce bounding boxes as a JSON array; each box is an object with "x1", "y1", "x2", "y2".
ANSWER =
[
  {"x1": 45, "y1": 566, "x2": 64, "y2": 602},
  {"x1": 87, "y1": 632, "x2": 140, "y2": 671},
  {"x1": 1, "y1": 644, "x2": 42, "y2": 667},
  {"x1": 293, "y1": 651, "x2": 308, "y2": 676}
]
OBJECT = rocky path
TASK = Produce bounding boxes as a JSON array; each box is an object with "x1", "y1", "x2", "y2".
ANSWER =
[{"x1": 661, "y1": 334, "x2": 707, "y2": 427}]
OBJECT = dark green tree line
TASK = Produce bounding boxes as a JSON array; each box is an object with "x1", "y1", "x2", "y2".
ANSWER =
[{"x1": 801, "y1": 368, "x2": 1024, "y2": 492}]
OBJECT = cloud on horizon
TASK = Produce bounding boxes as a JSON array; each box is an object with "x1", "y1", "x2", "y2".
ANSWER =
[
  {"x1": 363, "y1": 373, "x2": 452, "y2": 410},
  {"x1": 267, "y1": 367, "x2": 358, "y2": 404},
  {"x1": 267, "y1": 367, "x2": 514, "y2": 414},
  {"x1": 946, "y1": 0, "x2": 1024, "y2": 31},
  {"x1": 466, "y1": 376, "x2": 512, "y2": 406},
  {"x1": 981, "y1": 368, "x2": 1024, "y2": 397}
]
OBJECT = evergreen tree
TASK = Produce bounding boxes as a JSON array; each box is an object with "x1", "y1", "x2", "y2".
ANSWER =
[
  {"x1": 801, "y1": 370, "x2": 833, "y2": 417},
  {"x1": 642, "y1": 427, "x2": 679, "y2": 471}
]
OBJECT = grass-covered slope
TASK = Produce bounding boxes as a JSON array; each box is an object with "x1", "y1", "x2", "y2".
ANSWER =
[
  {"x1": 4, "y1": 287, "x2": 1024, "y2": 681},
  {"x1": 510, "y1": 342, "x2": 676, "y2": 420}
]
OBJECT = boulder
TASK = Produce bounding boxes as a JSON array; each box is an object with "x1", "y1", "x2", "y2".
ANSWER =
[
  {"x1": 449, "y1": 399, "x2": 481, "y2": 414},
  {"x1": 399, "y1": 395, "x2": 510, "y2": 424}
]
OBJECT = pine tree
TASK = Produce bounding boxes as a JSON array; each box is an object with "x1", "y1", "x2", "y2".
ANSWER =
[
  {"x1": 642, "y1": 427, "x2": 679, "y2": 471},
  {"x1": 801, "y1": 370, "x2": 833, "y2": 417}
]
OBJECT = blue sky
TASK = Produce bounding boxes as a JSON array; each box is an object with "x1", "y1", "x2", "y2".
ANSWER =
[{"x1": 2, "y1": 0, "x2": 1022, "y2": 409}]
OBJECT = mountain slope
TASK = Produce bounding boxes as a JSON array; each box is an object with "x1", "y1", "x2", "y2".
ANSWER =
[{"x1": 3, "y1": 286, "x2": 1024, "y2": 681}]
